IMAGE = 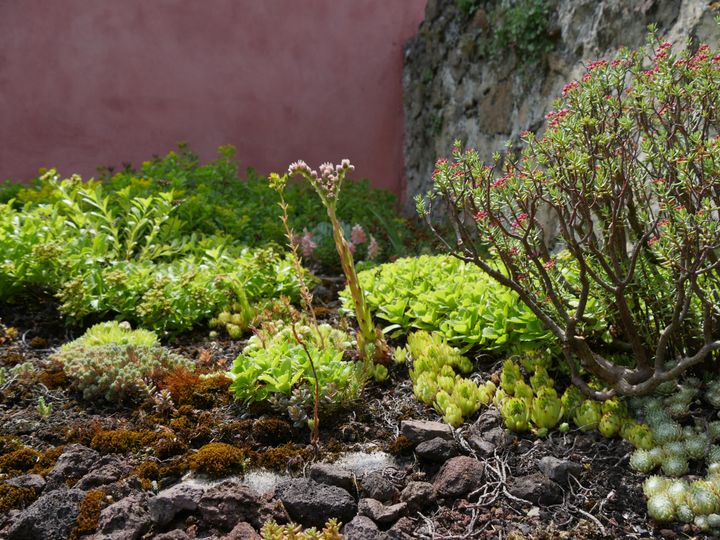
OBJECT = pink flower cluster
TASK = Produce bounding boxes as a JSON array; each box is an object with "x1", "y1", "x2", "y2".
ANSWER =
[
  {"x1": 545, "y1": 108, "x2": 570, "y2": 128},
  {"x1": 561, "y1": 80, "x2": 579, "y2": 96},
  {"x1": 288, "y1": 159, "x2": 355, "y2": 200},
  {"x1": 300, "y1": 229, "x2": 317, "y2": 259}
]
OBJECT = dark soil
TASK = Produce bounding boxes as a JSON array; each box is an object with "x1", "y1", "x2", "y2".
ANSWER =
[{"x1": 0, "y1": 297, "x2": 704, "y2": 539}]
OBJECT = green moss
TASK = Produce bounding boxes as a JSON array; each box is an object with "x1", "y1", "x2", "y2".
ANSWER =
[
  {"x1": 188, "y1": 443, "x2": 246, "y2": 478},
  {"x1": 0, "y1": 483, "x2": 38, "y2": 512},
  {"x1": 90, "y1": 430, "x2": 156, "y2": 454}
]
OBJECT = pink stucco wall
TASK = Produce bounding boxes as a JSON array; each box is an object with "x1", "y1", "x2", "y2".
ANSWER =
[{"x1": 0, "y1": 1, "x2": 426, "y2": 196}]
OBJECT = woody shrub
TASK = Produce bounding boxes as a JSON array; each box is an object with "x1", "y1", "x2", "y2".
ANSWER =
[{"x1": 419, "y1": 32, "x2": 720, "y2": 398}]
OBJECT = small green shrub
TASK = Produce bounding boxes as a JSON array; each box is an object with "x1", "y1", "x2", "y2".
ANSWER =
[
  {"x1": 52, "y1": 322, "x2": 191, "y2": 403},
  {"x1": 228, "y1": 323, "x2": 364, "y2": 426},
  {"x1": 0, "y1": 174, "x2": 303, "y2": 333}
]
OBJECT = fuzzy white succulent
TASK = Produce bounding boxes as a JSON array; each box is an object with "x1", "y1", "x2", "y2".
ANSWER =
[
  {"x1": 647, "y1": 494, "x2": 676, "y2": 522},
  {"x1": 653, "y1": 422, "x2": 683, "y2": 445},
  {"x1": 662, "y1": 455, "x2": 689, "y2": 477},
  {"x1": 643, "y1": 476, "x2": 670, "y2": 498},
  {"x1": 667, "y1": 480, "x2": 690, "y2": 506},
  {"x1": 676, "y1": 504, "x2": 695, "y2": 523},
  {"x1": 630, "y1": 449, "x2": 657, "y2": 473},
  {"x1": 688, "y1": 483, "x2": 720, "y2": 515},
  {"x1": 685, "y1": 433, "x2": 710, "y2": 460}
]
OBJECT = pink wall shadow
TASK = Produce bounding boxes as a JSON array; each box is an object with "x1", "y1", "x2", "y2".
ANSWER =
[{"x1": 0, "y1": 1, "x2": 426, "y2": 196}]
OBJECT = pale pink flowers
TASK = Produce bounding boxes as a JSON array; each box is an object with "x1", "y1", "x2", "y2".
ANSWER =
[{"x1": 351, "y1": 224, "x2": 367, "y2": 245}]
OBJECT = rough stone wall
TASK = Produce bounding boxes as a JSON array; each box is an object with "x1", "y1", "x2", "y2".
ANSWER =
[{"x1": 402, "y1": 0, "x2": 720, "y2": 213}]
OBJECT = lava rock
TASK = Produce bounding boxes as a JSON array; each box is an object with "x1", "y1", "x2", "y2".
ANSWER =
[
  {"x1": 509, "y1": 473, "x2": 563, "y2": 505},
  {"x1": 309, "y1": 462, "x2": 356, "y2": 494},
  {"x1": 6, "y1": 473, "x2": 45, "y2": 491},
  {"x1": 467, "y1": 438, "x2": 496, "y2": 457},
  {"x1": 400, "y1": 420, "x2": 452, "y2": 445},
  {"x1": 148, "y1": 481, "x2": 205, "y2": 528},
  {"x1": 388, "y1": 516, "x2": 416, "y2": 539},
  {"x1": 199, "y1": 478, "x2": 286, "y2": 531},
  {"x1": 76, "y1": 456, "x2": 132, "y2": 490},
  {"x1": 400, "y1": 481, "x2": 437, "y2": 511},
  {"x1": 433, "y1": 456, "x2": 484, "y2": 499},
  {"x1": 415, "y1": 437, "x2": 457, "y2": 462},
  {"x1": 358, "y1": 498, "x2": 406, "y2": 525},
  {"x1": 43, "y1": 444, "x2": 100, "y2": 491},
  {"x1": 361, "y1": 471, "x2": 400, "y2": 503},
  {"x1": 223, "y1": 521, "x2": 261, "y2": 540},
  {"x1": 4, "y1": 488, "x2": 85, "y2": 540},
  {"x1": 153, "y1": 531, "x2": 191, "y2": 540},
  {"x1": 342, "y1": 515, "x2": 388, "y2": 540},
  {"x1": 275, "y1": 478, "x2": 357, "y2": 529},
  {"x1": 538, "y1": 456, "x2": 583, "y2": 485},
  {"x1": 89, "y1": 492, "x2": 152, "y2": 540}
]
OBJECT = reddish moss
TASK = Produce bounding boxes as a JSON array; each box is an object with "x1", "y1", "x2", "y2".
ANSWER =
[
  {"x1": 251, "y1": 418, "x2": 294, "y2": 445},
  {"x1": 157, "y1": 366, "x2": 201, "y2": 405},
  {"x1": 38, "y1": 367, "x2": 69, "y2": 389},
  {"x1": 250, "y1": 443, "x2": 313, "y2": 471},
  {"x1": 191, "y1": 374, "x2": 232, "y2": 408},
  {"x1": 0, "y1": 447, "x2": 41, "y2": 475},
  {"x1": 0, "y1": 435, "x2": 22, "y2": 455},
  {"x1": 154, "y1": 435, "x2": 188, "y2": 460},
  {"x1": 133, "y1": 461, "x2": 161, "y2": 490},
  {"x1": 188, "y1": 443, "x2": 245, "y2": 478},
  {"x1": 90, "y1": 430, "x2": 156, "y2": 454},
  {"x1": 33, "y1": 445, "x2": 64, "y2": 476},
  {"x1": 387, "y1": 435, "x2": 414, "y2": 456},
  {"x1": 68, "y1": 489, "x2": 107, "y2": 540},
  {"x1": 159, "y1": 456, "x2": 189, "y2": 480},
  {"x1": 0, "y1": 483, "x2": 38, "y2": 512}
]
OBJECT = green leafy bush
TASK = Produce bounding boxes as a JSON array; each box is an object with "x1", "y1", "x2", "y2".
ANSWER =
[
  {"x1": 0, "y1": 174, "x2": 302, "y2": 333},
  {"x1": 228, "y1": 323, "x2": 365, "y2": 425},
  {"x1": 51, "y1": 322, "x2": 191, "y2": 403},
  {"x1": 419, "y1": 33, "x2": 720, "y2": 398},
  {"x1": 96, "y1": 144, "x2": 413, "y2": 270},
  {"x1": 341, "y1": 254, "x2": 559, "y2": 352}
]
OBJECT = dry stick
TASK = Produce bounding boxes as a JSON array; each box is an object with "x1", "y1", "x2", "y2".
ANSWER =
[{"x1": 292, "y1": 324, "x2": 320, "y2": 447}]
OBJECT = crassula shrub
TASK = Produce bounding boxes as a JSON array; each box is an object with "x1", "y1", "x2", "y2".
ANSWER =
[{"x1": 418, "y1": 32, "x2": 720, "y2": 398}]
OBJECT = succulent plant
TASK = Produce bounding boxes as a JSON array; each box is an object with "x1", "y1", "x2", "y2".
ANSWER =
[
  {"x1": 598, "y1": 412, "x2": 622, "y2": 438},
  {"x1": 688, "y1": 483, "x2": 720, "y2": 515},
  {"x1": 708, "y1": 445, "x2": 720, "y2": 465},
  {"x1": 630, "y1": 449, "x2": 657, "y2": 473},
  {"x1": 501, "y1": 397, "x2": 530, "y2": 432},
  {"x1": 561, "y1": 386, "x2": 584, "y2": 420},
  {"x1": 622, "y1": 422, "x2": 654, "y2": 449},
  {"x1": 663, "y1": 441, "x2": 687, "y2": 458},
  {"x1": 685, "y1": 433, "x2": 710, "y2": 460},
  {"x1": 708, "y1": 513, "x2": 720, "y2": 528},
  {"x1": 52, "y1": 325, "x2": 191, "y2": 404},
  {"x1": 573, "y1": 400, "x2": 602, "y2": 432},
  {"x1": 529, "y1": 367, "x2": 554, "y2": 392},
  {"x1": 709, "y1": 421, "x2": 720, "y2": 442},
  {"x1": 530, "y1": 388, "x2": 563, "y2": 433},
  {"x1": 652, "y1": 422, "x2": 683, "y2": 445},
  {"x1": 694, "y1": 514, "x2": 710, "y2": 531},
  {"x1": 646, "y1": 494, "x2": 676, "y2": 522},
  {"x1": 666, "y1": 480, "x2": 690, "y2": 506},
  {"x1": 500, "y1": 360, "x2": 523, "y2": 394},
  {"x1": 676, "y1": 504, "x2": 695, "y2": 523},
  {"x1": 643, "y1": 476, "x2": 670, "y2": 498},
  {"x1": 662, "y1": 455, "x2": 689, "y2": 477}
]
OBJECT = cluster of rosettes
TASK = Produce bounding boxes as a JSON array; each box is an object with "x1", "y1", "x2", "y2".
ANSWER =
[
  {"x1": 52, "y1": 323, "x2": 192, "y2": 403},
  {"x1": 401, "y1": 330, "x2": 494, "y2": 428},
  {"x1": 288, "y1": 159, "x2": 354, "y2": 201},
  {"x1": 644, "y1": 474, "x2": 720, "y2": 530}
]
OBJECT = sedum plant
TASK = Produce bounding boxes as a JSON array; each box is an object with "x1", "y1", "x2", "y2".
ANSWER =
[
  {"x1": 340, "y1": 254, "x2": 567, "y2": 353},
  {"x1": 51, "y1": 322, "x2": 191, "y2": 403},
  {"x1": 228, "y1": 323, "x2": 364, "y2": 426},
  {"x1": 418, "y1": 33, "x2": 720, "y2": 398}
]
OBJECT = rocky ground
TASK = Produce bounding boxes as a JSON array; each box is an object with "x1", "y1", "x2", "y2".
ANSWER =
[{"x1": 0, "y1": 299, "x2": 697, "y2": 540}]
